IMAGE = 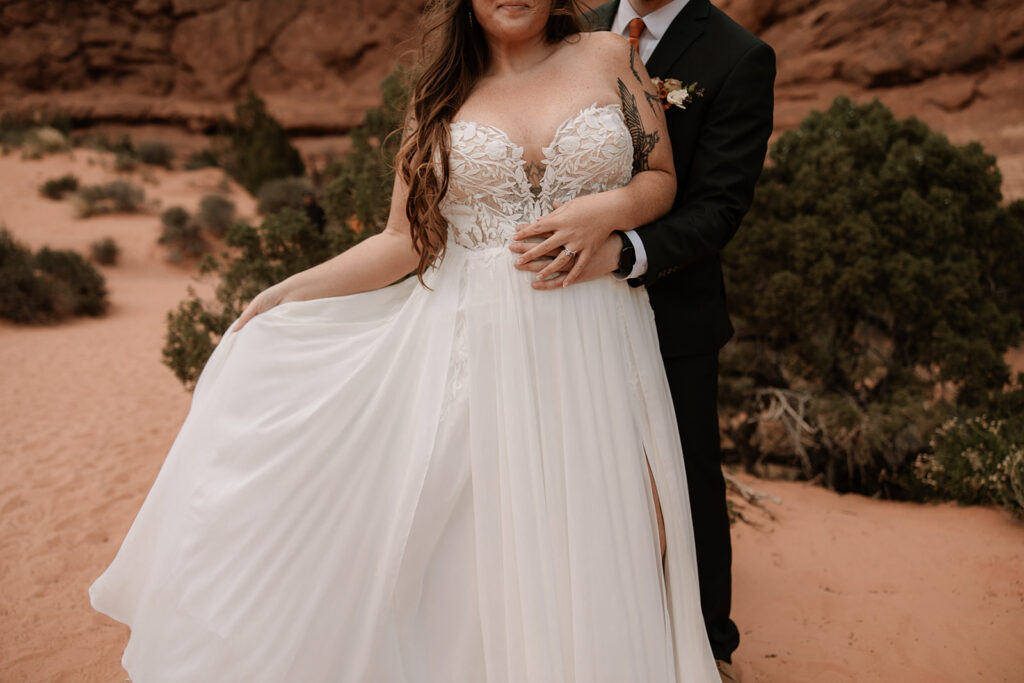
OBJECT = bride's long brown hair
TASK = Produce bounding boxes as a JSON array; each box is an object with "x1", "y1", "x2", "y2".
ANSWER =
[{"x1": 395, "y1": 0, "x2": 586, "y2": 283}]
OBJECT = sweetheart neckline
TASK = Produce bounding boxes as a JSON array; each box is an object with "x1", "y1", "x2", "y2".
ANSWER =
[
  {"x1": 450, "y1": 102, "x2": 624, "y2": 157},
  {"x1": 449, "y1": 102, "x2": 626, "y2": 195}
]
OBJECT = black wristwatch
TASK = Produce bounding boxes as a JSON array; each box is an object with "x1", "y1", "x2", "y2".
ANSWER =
[{"x1": 614, "y1": 230, "x2": 636, "y2": 278}]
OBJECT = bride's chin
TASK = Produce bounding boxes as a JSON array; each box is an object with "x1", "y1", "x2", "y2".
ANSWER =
[
  {"x1": 480, "y1": 5, "x2": 546, "y2": 39},
  {"x1": 484, "y1": 24, "x2": 545, "y2": 44}
]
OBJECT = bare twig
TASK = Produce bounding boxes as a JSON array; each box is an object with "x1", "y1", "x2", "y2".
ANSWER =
[
  {"x1": 755, "y1": 388, "x2": 818, "y2": 473},
  {"x1": 724, "y1": 470, "x2": 781, "y2": 522}
]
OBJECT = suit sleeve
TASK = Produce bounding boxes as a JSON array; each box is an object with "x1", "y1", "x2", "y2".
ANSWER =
[{"x1": 632, "y1": 40, "x2": 776, "y2": 286}]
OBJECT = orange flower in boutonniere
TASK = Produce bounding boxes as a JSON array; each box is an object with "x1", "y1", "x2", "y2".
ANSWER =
[{"x1": 651, "y1": 77, "x2": 705, "y2": 111}]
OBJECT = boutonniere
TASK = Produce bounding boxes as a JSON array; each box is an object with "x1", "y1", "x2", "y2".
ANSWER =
[{"x1": 650, "y1": 78, "x2": 704, "y2": 111}]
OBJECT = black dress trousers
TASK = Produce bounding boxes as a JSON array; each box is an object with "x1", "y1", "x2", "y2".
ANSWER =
[{"x1": 663, "y1": 351, "x2": 740, "y2": 661}]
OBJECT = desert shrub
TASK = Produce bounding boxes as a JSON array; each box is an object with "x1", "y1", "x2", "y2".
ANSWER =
[
  {"x1": 257, "y1": 176, "x2": 313, "y2": 216},
  {"x1": 114, "y1": 152, "x2": 138, "y2": 172},
  {"x1": 0, "y1": 228, "x2": 108, "y2": 323},
  {"x1": 0, "y1": 114, "x2": 28, "y2": 152},
  {"x1": 72, "y1": 131, "x2": 134, "y2": 155},
  {"x1": 90, "y1": 237, "x2": 120, "y2": 265},
  {"x1": 0, "y1": 228, "x2": 68, "y2": 322},
  {"x1": 162, "y1": 296, "x2": 227, "y2": 388},
  {"x1": 184, "y1": 148, "x2": 219, "y2": 170},
  {"x1": 215, "y1": 91, "x2": 305, "y2": 195},
  {"x1": 159, "y1": 206, "x2": 208, "y2": 262},
  {"x1": 322, "y1": 67, "x2": 409, "y2": 236},
  {"x1": 196, "y1": 194, "x2": 236, "y2": 237},
  {"x1": 2, "y1": 111, "x2": 72, "y2": 153},
  {"x1": 74, "y1": 181, "x2": 146, "y2": 217},
  {"x1": 34, "y1": 247, "x2": 109, "y2": 316},
  {"x1": 2, "y1": 111, "x2": 72, "y2": 154},
  {"x1": 914, "y1": 392, "x2": 1024, "y2": 518},
  {"x1": 161, "y1": 206, "x2": 190, "y2": 231},
  {"x1": 721, "y1": 96, "x2": 1024, "y2": 497},
  {"x1": 163, "y1": 208, "x2": 361, "y2": 386},
  {"x1": 22, "y1": 126, "x2": 70, "y2": 158},
  {"x1": 40, "y1": 174, "x2": 80, "y2": 200},
  {"x1": 136, "y1": 140, "x2": 175, "y2": 168}
]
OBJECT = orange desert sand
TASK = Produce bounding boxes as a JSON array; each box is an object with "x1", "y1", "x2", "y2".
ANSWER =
[{"x1": 1, "y1": 149, "x2": 1022, "y2": 683}]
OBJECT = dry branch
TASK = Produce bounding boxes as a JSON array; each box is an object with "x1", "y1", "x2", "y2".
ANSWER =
[{"x1": 724, "y1": 470, "x2": 781, "y2": 523}]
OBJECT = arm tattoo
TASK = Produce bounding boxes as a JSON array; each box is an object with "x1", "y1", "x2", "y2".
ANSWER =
[
  {"x1": 643, "y1": 87, "x2": 662, "y2": 114},
  {"x1": 628, "y1": 46, "x2": 643, "y2": 84},
  {"x1": 617, "y1": 77, "x2": 660, "y2": 175},
  {"x1": 629, "y1": 46, "x2": 661, "y2": 114}
]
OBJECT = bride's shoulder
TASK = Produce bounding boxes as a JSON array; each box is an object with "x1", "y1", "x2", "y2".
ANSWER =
[
  {"x1": 565, "y1": 30, "x2": 634, "y2": 75},
  {"x1": 565, "y1": 30, "x2": 631, "y2": 65},
  {"x1": 565, "y1": 30, "x2": 643, "y2": 81}
]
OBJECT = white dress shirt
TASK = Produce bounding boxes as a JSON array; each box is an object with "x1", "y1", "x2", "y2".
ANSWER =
[{"x1": 610, "y1": 0, "x2": 691, "y2": 280}]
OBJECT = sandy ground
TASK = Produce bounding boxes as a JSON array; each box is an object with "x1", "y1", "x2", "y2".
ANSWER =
[{"x1": 0, "y1": 150, "x2": 1022, "y2": 682}]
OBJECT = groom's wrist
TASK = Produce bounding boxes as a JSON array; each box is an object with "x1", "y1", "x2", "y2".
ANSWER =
[{"x1": 612, "y1": 230, "x2": 635, "y2": 280}]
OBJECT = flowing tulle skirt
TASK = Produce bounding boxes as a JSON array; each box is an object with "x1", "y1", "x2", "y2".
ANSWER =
[{"x1": 89, "y1": 242, "x2": 718, "y2": 682}]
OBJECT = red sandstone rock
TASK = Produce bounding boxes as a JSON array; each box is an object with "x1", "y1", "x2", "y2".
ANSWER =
[
  {"x1": 0, "y1": 0, "x2": 1020, "y2": 197},
  {"x1": 0, "y1": 0, "x2": 424, "y2": 131}
]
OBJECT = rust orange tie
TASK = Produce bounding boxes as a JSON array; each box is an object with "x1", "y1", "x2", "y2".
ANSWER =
[{"x1": 627, "y1": 17, "x2": 646, "y2": 53}]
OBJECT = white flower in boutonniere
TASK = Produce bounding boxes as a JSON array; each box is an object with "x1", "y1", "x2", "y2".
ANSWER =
[
  {"x1": 666, "y1": 89, "x2": 690, "y2": 107},
  {"x1": 651, "y1": 77, "x2": 705, "y2": 111}
]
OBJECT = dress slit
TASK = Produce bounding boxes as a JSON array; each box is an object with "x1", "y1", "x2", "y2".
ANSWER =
[{"x1": 645, "y1": 449, "x2": 668, "y2": 563}]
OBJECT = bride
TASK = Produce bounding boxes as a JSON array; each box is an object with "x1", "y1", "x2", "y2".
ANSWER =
[{"x1": 89, "y1": 1, "x2": 720, "y2": 680}]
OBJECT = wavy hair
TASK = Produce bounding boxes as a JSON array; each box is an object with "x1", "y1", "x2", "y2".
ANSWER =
[{"x1": 395, "y1": 0, "x2": 586, "y2": 284}]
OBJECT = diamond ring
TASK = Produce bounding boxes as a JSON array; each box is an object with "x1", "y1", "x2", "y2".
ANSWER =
[{"x1": 563, "y1": 248, "x2": 578, "y2": 259}]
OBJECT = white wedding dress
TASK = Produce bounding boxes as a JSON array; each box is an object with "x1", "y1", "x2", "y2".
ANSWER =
[{"x1": 89, "y1": 102, "x2": 719, "y2": 682}]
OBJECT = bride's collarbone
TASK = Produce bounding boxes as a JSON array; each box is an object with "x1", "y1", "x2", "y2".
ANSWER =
[
  {"x1": 453, "y1": 96, "x2": 619, "y2": 149},
  {"x1": 459, "y1": 68, "x2": 617, "y2": 145},
  {"x1": 460, "y1": 30, "x2": 619, "y2": 140}
]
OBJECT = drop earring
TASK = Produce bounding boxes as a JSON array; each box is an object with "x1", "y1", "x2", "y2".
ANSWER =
[{"x1": 468, "y1": 7, "x2": 474, "y2": 28}]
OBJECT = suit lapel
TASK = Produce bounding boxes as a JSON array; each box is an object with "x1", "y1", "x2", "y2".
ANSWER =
[{"x1": 644, "y1": 0, "x2": 710, "y2": 76}]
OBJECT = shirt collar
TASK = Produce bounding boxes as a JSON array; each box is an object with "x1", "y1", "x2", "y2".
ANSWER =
[{"x1": 611, "y1": 0, "x2": 691, "y2": 41}]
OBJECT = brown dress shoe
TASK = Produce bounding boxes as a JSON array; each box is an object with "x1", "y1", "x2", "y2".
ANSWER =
[{"x1": 716, "y1": 659, "x2": 740, "y2": 683}]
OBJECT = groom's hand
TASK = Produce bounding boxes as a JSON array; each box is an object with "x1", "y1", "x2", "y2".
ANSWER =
[{"x1": 511, "y1": 232, "x2": 622, "y2": 290}]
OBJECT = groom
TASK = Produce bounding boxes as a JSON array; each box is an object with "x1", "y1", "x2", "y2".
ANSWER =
[{"x1": 513, "y1": 0, "x2": 775, "y2": 678}]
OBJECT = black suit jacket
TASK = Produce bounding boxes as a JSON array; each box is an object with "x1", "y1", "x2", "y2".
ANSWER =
[{"x1": 592, "y1": 0, "x2": 776, "y2": 358}]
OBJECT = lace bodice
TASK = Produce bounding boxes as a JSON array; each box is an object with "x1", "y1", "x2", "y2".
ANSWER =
[{"x1": 441, "y1": 103, "x2": 633, "y2": 250}]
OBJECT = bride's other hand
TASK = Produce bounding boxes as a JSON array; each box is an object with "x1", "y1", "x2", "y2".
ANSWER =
[
  {"x1": 512, "y1": 232, "x2": 623, "y2": 290},
  {"x1": 231, "y1": 282, "x2": 294, "y2": 332},
  {"x1": 513, "y1": 195, "x2": 619, "y2": 284}
]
